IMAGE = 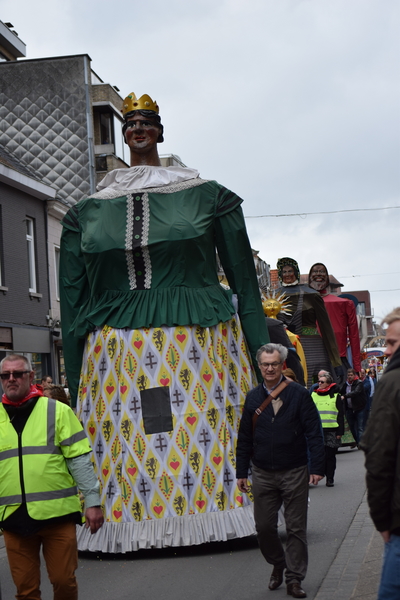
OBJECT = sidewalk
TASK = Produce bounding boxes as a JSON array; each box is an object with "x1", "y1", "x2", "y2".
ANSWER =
[{"x1": 316, "y1": 492, "x2": 383, "y2": 600}]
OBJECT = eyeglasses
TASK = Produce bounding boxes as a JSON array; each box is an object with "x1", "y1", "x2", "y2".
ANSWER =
[
  {"x1": 0, "y1": 371, "x2": 31, "y2": 381},
  {"x1": 125, "y1": 120, "x2": 157, "y2": 129},
  {"x1": 318, "y1": 380, "x2": 326, "y2": 383},
  {"x1": 259, "y1": 362, "x2": 282, "y2": 369}
]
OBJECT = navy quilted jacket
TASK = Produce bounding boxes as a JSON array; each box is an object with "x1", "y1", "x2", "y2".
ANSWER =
[{"x1": 236, "y1": 380, "x2": 325, "y2": 478}]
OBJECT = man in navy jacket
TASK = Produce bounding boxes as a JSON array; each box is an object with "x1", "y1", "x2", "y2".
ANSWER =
[{"x1": 236, "y1": 343, "x2": 324, "y2": 599}]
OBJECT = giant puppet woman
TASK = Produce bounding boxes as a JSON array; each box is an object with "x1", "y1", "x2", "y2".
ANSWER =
[{"x1": 60, "y1": 93, "x2": 269, "y2": 552}]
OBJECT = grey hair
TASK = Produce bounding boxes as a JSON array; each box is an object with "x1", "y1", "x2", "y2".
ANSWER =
[
  {"x1": 0, "y1": 354, "x2": 32, "y2": 372},
  {"x1": 320, "y1": 372, "x2": 333, "y2": 384},
  {"x1": 256, "y1": 343, "x2": 288, "y2": 363},
  {"x1": 318, "y1": 370, "x2": 330, "y2": 379}
]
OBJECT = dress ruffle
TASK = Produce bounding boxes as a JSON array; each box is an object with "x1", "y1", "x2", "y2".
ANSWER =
[
  {"x1": 71, "y1": 285, "x2": 235, "y2": 338},
  {"x1": 77, "y1": 504, "x2": 256, "y2": 553}
]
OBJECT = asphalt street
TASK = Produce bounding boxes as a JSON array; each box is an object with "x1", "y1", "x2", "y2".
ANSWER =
[{"x1": 0, "y1": 449, "x2": 374, "y2": 600}]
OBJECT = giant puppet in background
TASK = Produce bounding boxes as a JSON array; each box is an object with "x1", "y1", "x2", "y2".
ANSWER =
[
  {"x1": 262, "y1": 292, "x2": 307, "y2": 386},
  {"x1": 275, "y1": 257, "x2": 343, "y2": 387},
  {"x1": 308, "y1": 263, "x2": 361, "y2": 373},
  {"x1": 60, "y1": 92, "x2": 269, "y2": 553}
]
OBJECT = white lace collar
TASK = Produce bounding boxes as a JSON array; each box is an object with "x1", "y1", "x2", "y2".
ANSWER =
[{"x1": 97, "y1": 165, "x2": 200, "y2": 192}]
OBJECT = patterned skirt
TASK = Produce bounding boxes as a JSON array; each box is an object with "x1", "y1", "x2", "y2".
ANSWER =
[{"x1": 75, "y1": 315, "x2": 258, "y2": 552}]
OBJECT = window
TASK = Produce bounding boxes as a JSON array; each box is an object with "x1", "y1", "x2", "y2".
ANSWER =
[
  {"x1": 0, "y1": 328, "x2": 12, "y2": 350},
  {"x1": 54, "y1": 245, "x2": 60, "y2": 300},
  {"x1": 100, "y1": 112, "x2": 113, "y2": 145},
  {"x1": 94, "y1": 106, "x2": 129, "y2": 164},
  {"x1": 57, "y1": 345, "x2": 66, "y2": 386},
  {"x1": 95, "y1": 155, "x2": 108, "y2": 172},
  {"x1": 357, "y1": 302, "x2": 366, "y2": 317},
  {"x1": 26, "y1": 217, "x2": 37, "y2": 293},
  {"x1": 113, "y1": 114, "x2": 129, "y2": 163}
]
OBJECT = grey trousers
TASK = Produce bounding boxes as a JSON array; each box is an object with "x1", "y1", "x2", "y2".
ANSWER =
[{"x1": 252, "y1": 464, "x2": 309, "y2": 584}]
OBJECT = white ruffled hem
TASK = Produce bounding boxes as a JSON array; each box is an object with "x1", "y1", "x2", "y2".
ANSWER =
[{"x1": 77, "y1": 505, "x2": 258, "y2": 553}]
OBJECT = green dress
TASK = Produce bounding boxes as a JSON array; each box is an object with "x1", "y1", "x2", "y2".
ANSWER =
[{"x1": 60, "y1": 169, "x2": 269, "y2": 552}]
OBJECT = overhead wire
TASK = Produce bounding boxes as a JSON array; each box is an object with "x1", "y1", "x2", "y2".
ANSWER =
[
  {"x1": 368, "y1": 289, "x2": 400, "y2": 292},
  {"x1": 244, "y1": 206, "x2": 400, "y2": 219},
  {"x1": 243, "y1": 206, "x2": 400, "y2": 297},
  {"x1": 338, "y1": 272, "x2": 400, "y2": 278}
]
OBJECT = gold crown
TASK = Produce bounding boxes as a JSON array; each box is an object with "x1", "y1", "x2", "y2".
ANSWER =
[{"x1": 122, "y1": 93, "x2": 159, "y2": 116}]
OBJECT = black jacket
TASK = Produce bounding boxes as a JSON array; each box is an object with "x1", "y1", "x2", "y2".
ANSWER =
[
  {"x1": 360, "y1": 347, "x2": 400, "y2": 534},
  {"x1": 341, "y1": 378, "x2": 366, "y2": 412},
  {"x1": 236, "y1": 378, "x2": 325, "y2": 478}
]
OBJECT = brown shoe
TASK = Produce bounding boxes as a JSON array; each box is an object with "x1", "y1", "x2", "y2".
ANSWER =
[
  {"x1": 268, "y1": 566, "x2": 284, "y2": 590},
  {"x1": 287, "y1": 582, "x2": 307, "y2": 598}
]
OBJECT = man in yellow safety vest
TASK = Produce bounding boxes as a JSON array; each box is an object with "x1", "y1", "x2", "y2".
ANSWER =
[{"x1": 0, "y1": 353, "x2": 104, "y2": 600}]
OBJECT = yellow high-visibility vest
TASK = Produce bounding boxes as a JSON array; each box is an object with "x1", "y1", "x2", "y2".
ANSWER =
[
  {"x1": 311, "y1": 392, "x2": 339, "y2": 428},
  {"x1": 0, "y1": 396, "x2": 91, "y2": 522}
]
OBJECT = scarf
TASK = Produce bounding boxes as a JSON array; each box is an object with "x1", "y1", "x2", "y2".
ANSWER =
[
  {"x1": 316, "y1": 382, "x2": 337, "y2": 394},
  {"x1": 2, "y1": 385, "x2": 43, "y2": 407}
]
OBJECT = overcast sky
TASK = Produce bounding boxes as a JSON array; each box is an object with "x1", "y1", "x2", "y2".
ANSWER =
[{"x1": 3, "y1": 0, "x2": 399, "y2": 322}]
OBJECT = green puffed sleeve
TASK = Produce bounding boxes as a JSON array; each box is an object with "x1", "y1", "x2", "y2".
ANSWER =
[
  {"x1": 214, "y1": 198, "x2": 269, "y2": 379},
  {"x1": 60, "y1": 205, "x2": 90, "y2": 407}
]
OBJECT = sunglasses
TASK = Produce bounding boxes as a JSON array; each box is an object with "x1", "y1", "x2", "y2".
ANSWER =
[{"x1": 0, "y1": 371, "x2": 31, "y2": 380}]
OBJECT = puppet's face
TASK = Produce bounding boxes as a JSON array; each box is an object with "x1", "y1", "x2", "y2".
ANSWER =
[
  {"x1": 282, "y1": 266, "x2": 296, "y2": 284},
  {"x1": 309, "y1": 264, "x2": 329, "y2": 291},
  {"x1": 263, "y1": 299, "x2": 281, "y2": 318},
  {"x1": 125, "y1": 115, "x2": 161, "y2": 153}
]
